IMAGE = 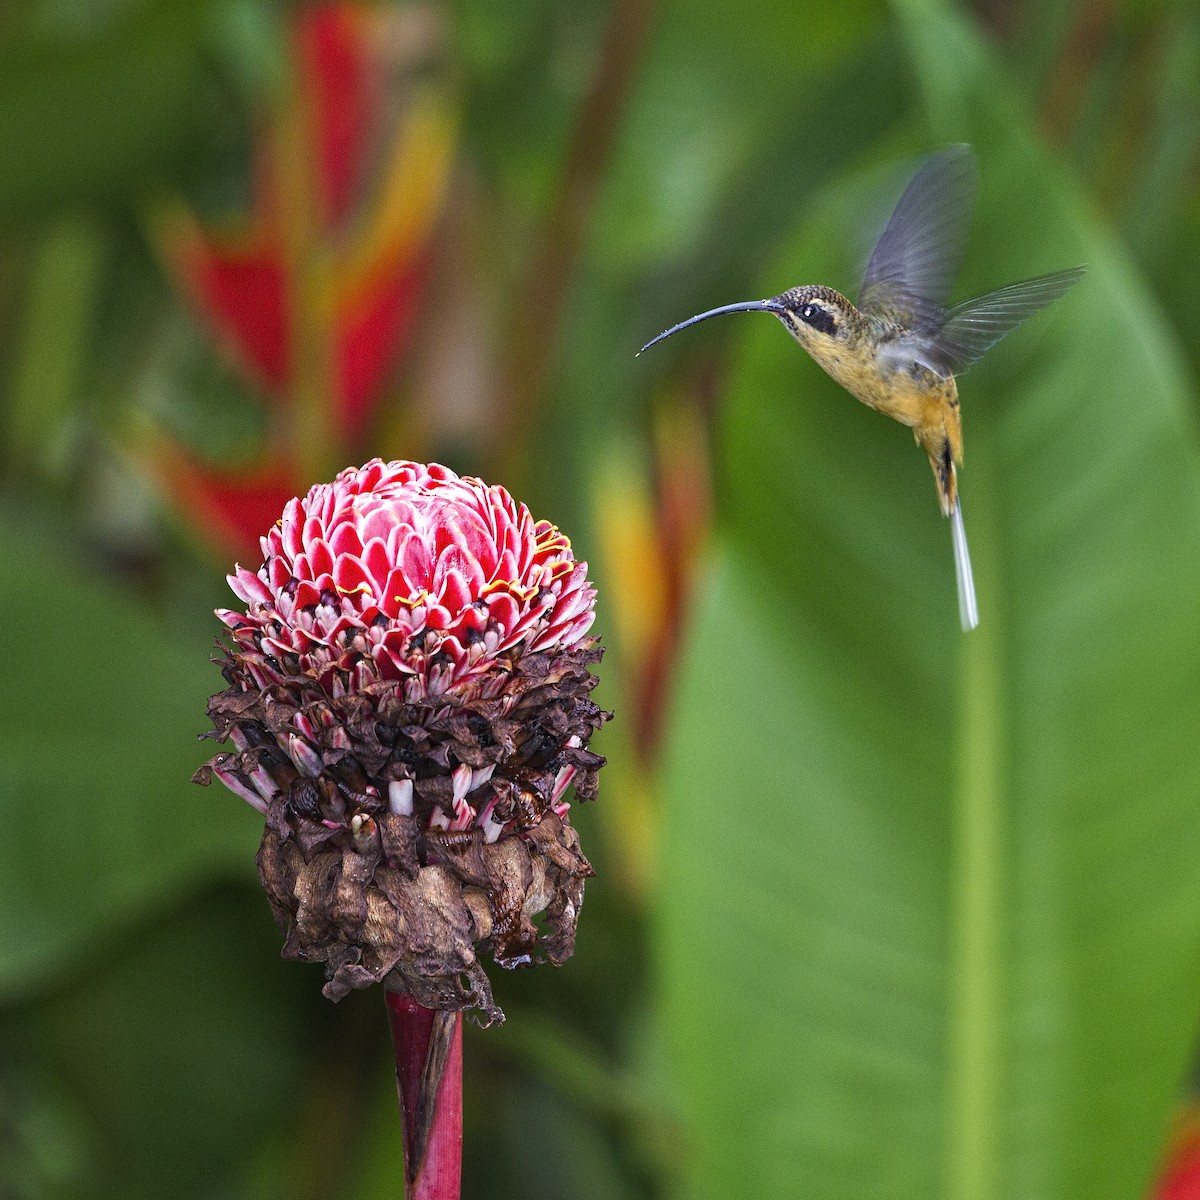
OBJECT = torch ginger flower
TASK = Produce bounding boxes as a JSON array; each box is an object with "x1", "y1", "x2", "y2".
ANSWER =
[{"x1": 195, "y1": 460, "x2": 608, "y2": 1022}]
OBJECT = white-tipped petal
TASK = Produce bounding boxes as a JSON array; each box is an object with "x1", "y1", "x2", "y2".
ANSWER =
[
  {"x1": 214, "y1": 766, "x2": 270, "y2": 814},
  {"x1": 550, "y1": 765, "x2": 577, "y2": 806},
  {"x1": 477, "y1": 799, "x2": 505, "y2": 844},
  {"x1": 388, "y1": 779, "x2": 414, "y2": 816},
  {"x1": 288, "y1": 734, "x2": 324, "y2": 777},
  {"x1": 451, "y1": 764, "x2": 473, "y2": 810},
  {"x1": 249, "y1": 765, "x2": 281, "y2": 802}
]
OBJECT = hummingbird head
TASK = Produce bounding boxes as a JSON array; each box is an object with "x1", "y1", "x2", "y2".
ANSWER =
[
  {"x1": 772, "y1": 286, "x2": 856, "y2": 354},
  {"x1": 637, "y1": 285, "x2": 857, "y2": 356}
]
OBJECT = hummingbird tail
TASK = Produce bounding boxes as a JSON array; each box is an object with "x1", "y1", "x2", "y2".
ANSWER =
[{"x1": 951, "y1": 498, "x2": 979, "y2": 632}]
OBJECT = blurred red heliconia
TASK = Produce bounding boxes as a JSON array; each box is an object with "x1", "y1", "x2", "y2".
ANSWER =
[
  {"x1": 1154, "y1": 1114, "x2": 1200, "y2": 1200},
  {"x1": 143, "y1": 4, "x2": 457, "y2": 563}
]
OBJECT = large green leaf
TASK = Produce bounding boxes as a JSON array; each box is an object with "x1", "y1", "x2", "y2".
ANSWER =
[
  {"x1": 2, "y1": 887, "x2": 311, "y2": 1200},
  {"x1": 539, "y1": 0, "x2": 900, "y2": 557},
  {"x1": 0, "y1": 516, "x2": 261, "y2": 1000},
  {"x1": 0, "y1": 4, "x2": 214, "y2": 217},
  {"x1": 656, "y1": 6, "x2": 1200, "y2": 1200}
]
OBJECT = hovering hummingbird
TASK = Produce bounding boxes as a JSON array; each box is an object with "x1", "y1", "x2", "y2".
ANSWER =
[{"x1": 639, "y1": 145, "x2": 1083, "y2": 631}]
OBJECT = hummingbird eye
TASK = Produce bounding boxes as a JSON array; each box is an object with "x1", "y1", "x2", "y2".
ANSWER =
[{"x1": 798, "y1": 302, "x2": 837, "y2": 336}]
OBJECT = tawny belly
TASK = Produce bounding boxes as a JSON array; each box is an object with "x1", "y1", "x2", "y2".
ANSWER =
[{"x1": 830, "y1": 361, "x2": 957, "y2": 434}]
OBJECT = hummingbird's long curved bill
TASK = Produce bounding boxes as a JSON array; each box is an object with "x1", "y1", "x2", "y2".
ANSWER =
[{"x1": 637, "y1": 300, "x2": 787, "y2": 355}]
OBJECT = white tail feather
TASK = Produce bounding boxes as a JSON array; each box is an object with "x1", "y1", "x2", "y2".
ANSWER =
[{"x1": 951, "y1": 498, "x2": 979, "y2": 632}]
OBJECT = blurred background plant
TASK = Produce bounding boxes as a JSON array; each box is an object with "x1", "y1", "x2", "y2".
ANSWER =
[{"x1": 3, "y1": 0, "x2": 1200, "y2": 1198}]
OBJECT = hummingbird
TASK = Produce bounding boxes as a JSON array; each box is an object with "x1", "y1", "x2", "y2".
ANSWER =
[{"x1": 639, "y1": 145, "x2": 1083, "y2": 632}]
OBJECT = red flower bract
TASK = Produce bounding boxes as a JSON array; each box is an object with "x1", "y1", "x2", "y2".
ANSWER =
[{"x1": 222, "y1": 459, "x2": 596, "y2": 700}]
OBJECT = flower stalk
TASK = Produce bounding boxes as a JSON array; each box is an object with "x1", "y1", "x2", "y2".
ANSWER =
[
  {"x1": 386, "y1": 992, "x2": 463, "y2": 1200},
  {"x1": 195, "y1": 459, "x2": 609, "y2": 1191}
]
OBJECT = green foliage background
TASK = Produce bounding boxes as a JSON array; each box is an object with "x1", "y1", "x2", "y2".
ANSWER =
[{"x1": 4, "y1": 1, "x2": 1200, "y2": 1198}]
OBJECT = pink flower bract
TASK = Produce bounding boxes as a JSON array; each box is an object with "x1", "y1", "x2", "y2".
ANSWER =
[
  {"x1": 220, "y1": 459, "x2": 597, "y2": 700},
  {"x1": 198, "y1": 459, "x2": 608, "y2": 1015}
]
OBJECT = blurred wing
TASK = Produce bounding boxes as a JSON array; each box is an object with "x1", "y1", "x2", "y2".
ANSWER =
[
  {"x1": 858, "y1": 145, "x2": 978, "y2": 327},
  {"x1": 926, "y1": 267, "x2": 1085, "y2": 375}
]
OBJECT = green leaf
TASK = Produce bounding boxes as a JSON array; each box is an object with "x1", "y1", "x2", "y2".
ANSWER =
[
  {"x1": 7, "y1": 215, "x2": 108, "y2": 479},
  {"x1": 542, "y1": 6, "x2": 900, "y2": 531},
  {"x1": 2, "y1": 887, "x2": 310, "y2": 1200},
  {"x1": 0, "y1": 515, "x2": 261, "y2": 1000},
  {"x1": 0, "y1": 1, "x2": 254, "y2": 217},
  {"x1": 657, "y1": 7, "x2": 1200, "y2": 1200}
]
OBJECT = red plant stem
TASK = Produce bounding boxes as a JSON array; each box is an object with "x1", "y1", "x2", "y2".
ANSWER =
[{"x1": 385, "y1": 992, "x2": 463, "y2": 1200}]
